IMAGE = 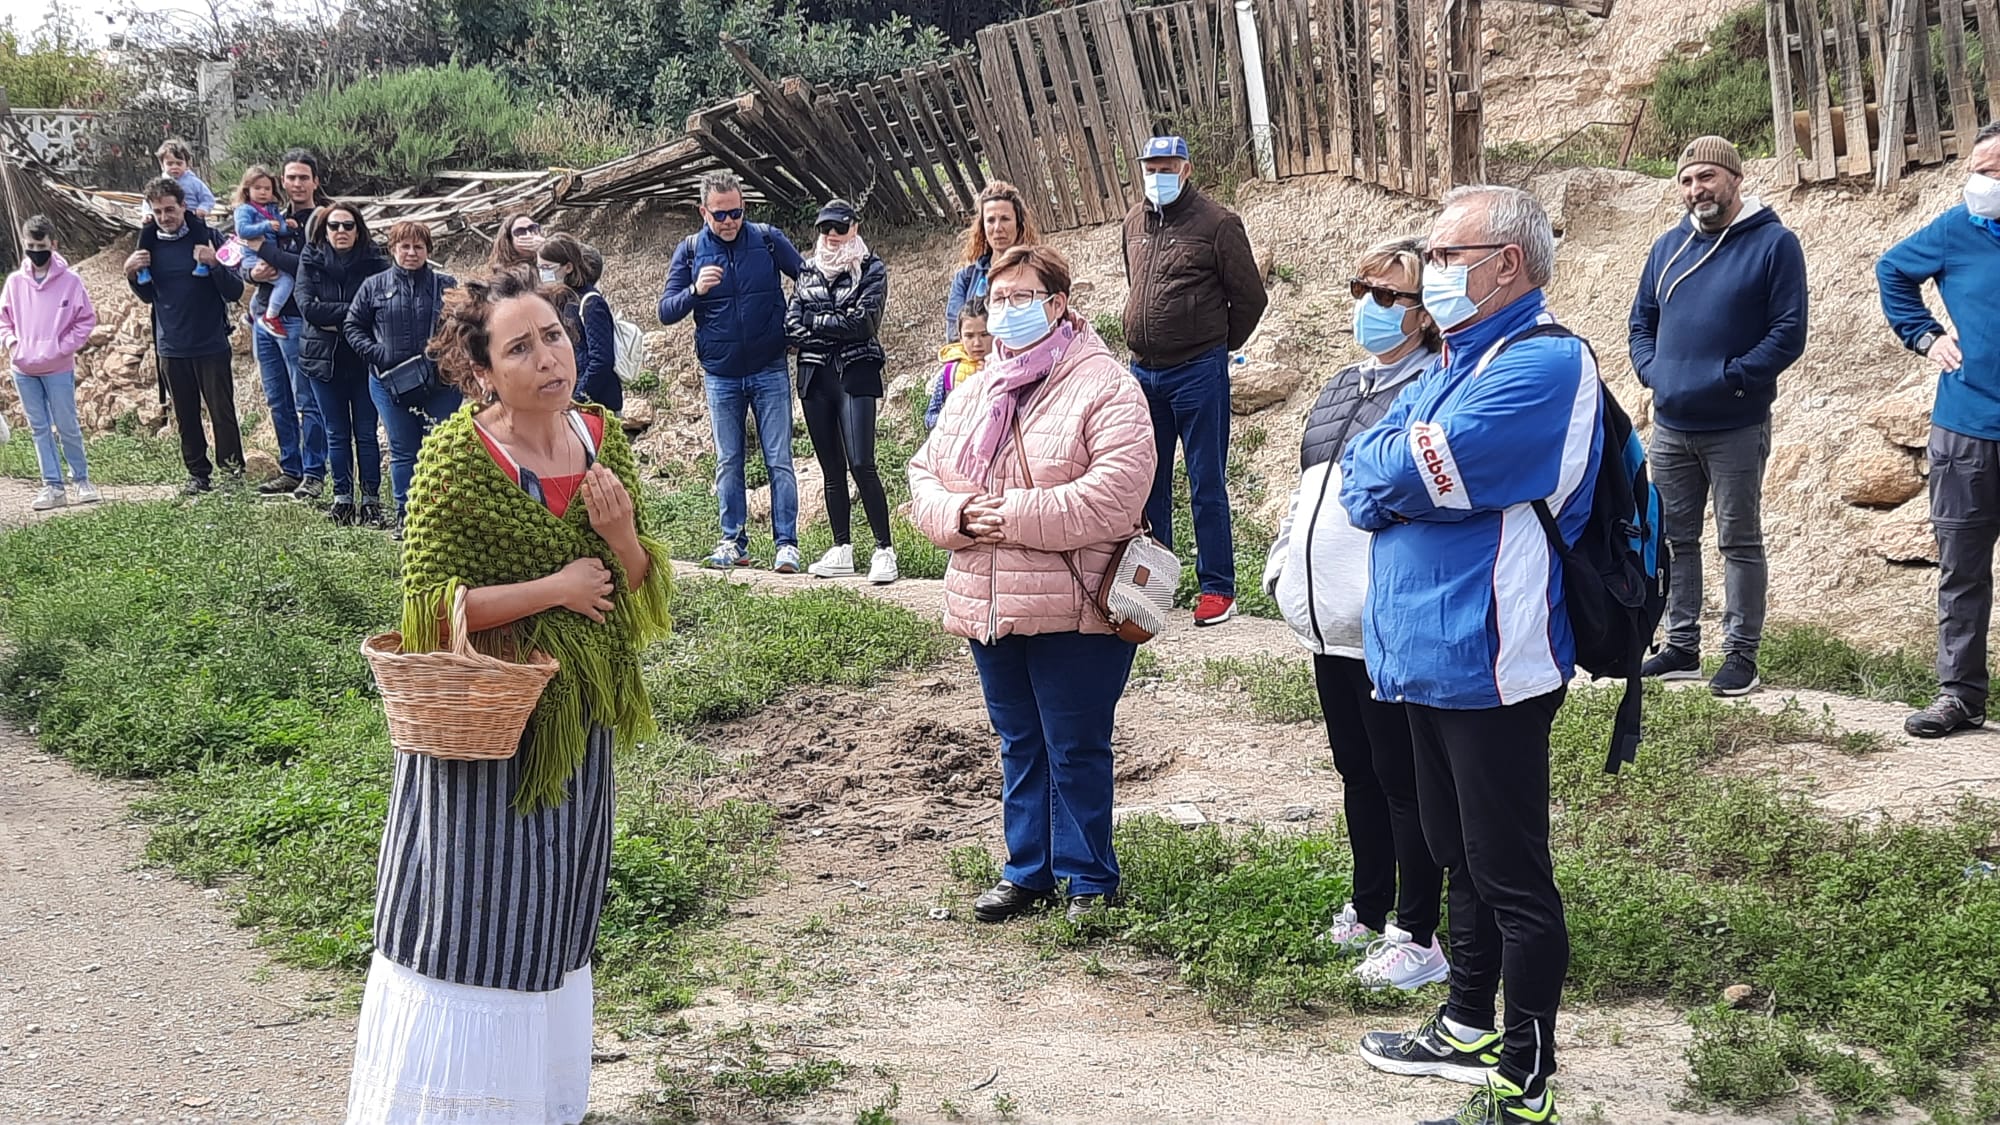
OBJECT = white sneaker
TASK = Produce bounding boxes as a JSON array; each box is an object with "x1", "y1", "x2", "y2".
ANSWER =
[
  {"x1": 773, "y1": 544, "x2": 802, "y2": 574},
  {"x1": 808, "y1": 544, "x2": 856, "y2": 578},
  {"x1": 1317, "y1": 902, "x2": 1377, "y2": 955},
  {"x1": 1353, "y1": 924, "x2": 1450, "y2": 991},
  {"x1": 74, "y1": 481, "x2": 101, "y2": 504},
  {"x1": 868, "y1": 546, "x2": 899, "y2": 585},
  {"x1": 30, "y1": 485, "x2": 67, "y2": 511}
]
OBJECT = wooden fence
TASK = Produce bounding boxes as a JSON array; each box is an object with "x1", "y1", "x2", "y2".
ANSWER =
[
  {"x1": 1252, "y1": 0, "x2": 1436, "y2": 196},
  {"x1": 1768, "y1": 0, "x2": 2000, "y2": 186}
]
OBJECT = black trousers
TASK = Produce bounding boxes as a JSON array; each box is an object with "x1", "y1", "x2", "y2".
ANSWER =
[
  {"x1": 160, "y1": 352, "x2": 244, "y2": 481},
  {"x1": 1312, "y1": 654, "x2": 1442, "y2": 945},
  {"x1": 800, "y1": 373, "x2": 891, "y2": 549},
  {"x1": 1407, "y1": 687, "x2": 1569, "y2": 1094}
]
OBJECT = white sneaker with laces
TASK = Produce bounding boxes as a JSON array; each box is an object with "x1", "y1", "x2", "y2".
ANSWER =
[
  {"x1": 74, "y1": 481, "x2": 101, "y2": 504},
  {"x1": 30, "y1": 484, "x2": 67, "y2": 511},
  {"x1": 868, "y1": 546, "x2": 899, "y2": 585},
  {"x1": 1318, "y1": 902, "x2": 1377, "y2": 955},
  {"x1": 1353, "y1": 923, "x2": 1450, "y2": 991},
  {"x1": 808, "y1": 544, "x2": 856, "y2": 578},
  {"x1": 774, "y1": 544, "x2": 802, "y2": 574}
]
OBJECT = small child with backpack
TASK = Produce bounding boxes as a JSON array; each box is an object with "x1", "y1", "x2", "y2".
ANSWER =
[
  {"x1": 925, "y1": 296, "x2": 991, "y2": 428},
  {"x1": 223, "y1": 165, "x2": 298, "y2": 339}
]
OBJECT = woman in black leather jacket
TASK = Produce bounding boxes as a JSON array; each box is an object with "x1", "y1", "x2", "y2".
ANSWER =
[
  {"x1": 785, "y1": 199, "x2": 896, "y2": 584},
  {"x1": 297, "y1": 202, "x2": 390, "y2": 527},
  {"x1": 343, "y1": 220, "x2": 457, "y2": 538}
]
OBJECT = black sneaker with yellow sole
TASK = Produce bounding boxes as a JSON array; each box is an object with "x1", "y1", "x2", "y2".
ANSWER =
[{"x1": 1359, "y1": 1005, "x2": 1501, "y2": 1085}]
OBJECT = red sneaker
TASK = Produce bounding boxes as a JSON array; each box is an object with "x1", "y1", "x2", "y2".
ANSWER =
[
  {"x1": 1193, "y1": 593, "x2": 1236, "y2": 627},
  {"x1": 260, "y1": 314, "x2": 288, "y2": 338}
]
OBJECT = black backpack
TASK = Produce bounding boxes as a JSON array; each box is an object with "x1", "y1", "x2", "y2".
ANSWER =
[{"x1": 1501, "y1": 324, "x2": 1671, "y2": 773}]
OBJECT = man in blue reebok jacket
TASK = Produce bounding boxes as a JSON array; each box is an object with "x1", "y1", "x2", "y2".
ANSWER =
[{"x1": 1341, "y1": 184, "x2": 1601, "y2": 1125}]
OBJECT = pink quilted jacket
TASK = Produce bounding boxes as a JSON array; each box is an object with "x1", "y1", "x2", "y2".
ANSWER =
[{"x1": 909, "y1": 321, "x2": 1157, "y2": 642}]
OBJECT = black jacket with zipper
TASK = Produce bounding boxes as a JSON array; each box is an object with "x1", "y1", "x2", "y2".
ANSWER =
[
  {"x1": 786, "y1": 254, "x2": 889, "y2": 398},
  {"x1": 343, "y1": 263, "x2": 456, "y2": 372},
  {"x1": 297, "y1": 242, "x2": 389, "y2": 383}
]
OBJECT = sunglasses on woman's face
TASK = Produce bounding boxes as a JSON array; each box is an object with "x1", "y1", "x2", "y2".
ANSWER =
[
  {"x1": 817, "y1": 221, "x2": 851, "y2": 235},
  {"x1": 1349, "y1": 278, "x2": 1422, "y2": 307},
  {"x1": 325, "y1": 220, "x2": 358, "y2": 232},
  {"x1": 512, "y1": 223, "x2": 542, "y2": 238}
]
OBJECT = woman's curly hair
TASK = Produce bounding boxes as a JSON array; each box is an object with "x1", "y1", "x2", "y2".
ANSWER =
[{"x1": 429, "y1": 270, "x2": 575, "y2": 399}]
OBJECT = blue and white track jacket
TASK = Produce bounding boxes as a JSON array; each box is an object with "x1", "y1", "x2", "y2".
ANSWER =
[{"x1": 1338, "y1": 290, "x2": 1603, "y2": 711}]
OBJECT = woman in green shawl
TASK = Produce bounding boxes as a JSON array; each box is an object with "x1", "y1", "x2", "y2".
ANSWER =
[{"x1": 345, "y1": 270, "x2": 672, "y2": 1125}]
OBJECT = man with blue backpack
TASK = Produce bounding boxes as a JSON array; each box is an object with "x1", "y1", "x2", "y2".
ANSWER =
[{"x1": 1341, "y1": 185, "x2": 1665, "y2": 1125}]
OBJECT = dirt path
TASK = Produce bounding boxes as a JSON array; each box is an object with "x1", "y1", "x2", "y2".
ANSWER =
[
  {"x1": 0, "y1": 477, "x2": 177, "y2": 528},
  {"x1": 0, "y1": 725, "x2": 351, "y2": 1124}
]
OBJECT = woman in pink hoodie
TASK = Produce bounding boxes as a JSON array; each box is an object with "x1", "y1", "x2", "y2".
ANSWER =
[
  {"x1": 1, "y1": 215, "x2": 98, "y2": 511},
  {"x1": 909, "y1": 243, "x2": 1156, "y2": 926}
]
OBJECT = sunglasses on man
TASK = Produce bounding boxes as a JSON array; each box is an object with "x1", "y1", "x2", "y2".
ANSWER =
[
  {"x1": 707, "y1": 207, "x2": 746, "y2": 222},
  {"x1": 817, "y1": 220, "x2": 852, "y2": 235}
]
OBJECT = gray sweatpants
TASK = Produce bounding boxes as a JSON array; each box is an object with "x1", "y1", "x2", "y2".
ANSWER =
[
  {"x1": 1930, "y1": 425, "x2": 2000, "y2": 712},
  {"x1": 1650, "y1": 421, "x2": 1770, "y2": 657}
]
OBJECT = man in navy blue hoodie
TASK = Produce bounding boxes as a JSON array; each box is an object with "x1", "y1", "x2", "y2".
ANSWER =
[
  {"x1": 1878, "y1": 122, "x2": 2000, "y2": 738},
  {"x1": 1629, "y1": 135, "x2": 1809, "y2": 698},
  {"x1": 659, "y1": 171, "x2": 806, "y2": 573},
  {"x1": 124, "y1": 176, "x2": 245, "y2": 495},
  {"x1": 1342, "y1": 185, "x2": 1599, "y2": 1125}
]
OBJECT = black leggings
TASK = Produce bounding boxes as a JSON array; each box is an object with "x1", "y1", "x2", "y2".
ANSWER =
[{"x1": 800, "y1": 374, "x2": 892, "y2": 549}]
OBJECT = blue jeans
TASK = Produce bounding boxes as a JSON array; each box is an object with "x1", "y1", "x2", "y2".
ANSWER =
[
  {"x1": 309, "y1": 374, "x2": 382, "y2": 503},
  {"x1": 1133, "y1": 345, "x2": 1234, "y2": 597},
  {"x1": 254, "y1": 316, "x2": 326, "y2": 481},
  {"x1": 970, "y1": 631, "x2": 1137, "y2": 897},
  {"x1": 703, "y1": 362, "x2": 798, "y2": 550},
  {"x1": 369, "y1": 377, "x2": 461, "y2": 513},
  {"x1": 12, "y1": 369, "x2": 87, "y2": 487}
]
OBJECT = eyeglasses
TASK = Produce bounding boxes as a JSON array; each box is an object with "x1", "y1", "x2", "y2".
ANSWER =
[
  {"x1": 817, "y1": 220, "x2": 852, "y2": 235},
  {"x1": 324, "y1": 220, "x2": 357, "y2": 232},
  {"x1": 989, "y1": 289, "x2": 1053, "y2": 309},
  {"x1": 511, "y1": 222, "x2": 542, "y2": 237},
  {"x1": 1349, "y1": 278, "x2": 1421, "y2": 307},
  {"x1": 707, "y1": 207, "x2": 746, "y2": 222},
  {"x1": 1423, "y1": 243, "x2": 1509, "y2": 267}
]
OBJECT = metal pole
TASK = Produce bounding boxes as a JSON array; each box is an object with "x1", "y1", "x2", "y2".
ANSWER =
[{"x1": 1233, "y1": 1, "x2": 1279, "y2": 181}]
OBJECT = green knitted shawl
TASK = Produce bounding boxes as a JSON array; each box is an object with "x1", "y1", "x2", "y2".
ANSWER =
[{"x1": 397, "y1": 403, "x2": 673, "y2": 812}]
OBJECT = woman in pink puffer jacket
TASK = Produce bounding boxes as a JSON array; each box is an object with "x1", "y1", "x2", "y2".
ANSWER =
[{"x1": 909, "y1": 243, "x2": 1156, "y2": 926}]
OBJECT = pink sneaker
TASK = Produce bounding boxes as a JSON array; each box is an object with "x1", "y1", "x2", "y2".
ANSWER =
[
  {"x1": 1318, "y1": 902, "x2": 1377, "y2": 955},
  {"x1": 1354, "y1": 924, "x2": 1450, "y2": 991}
]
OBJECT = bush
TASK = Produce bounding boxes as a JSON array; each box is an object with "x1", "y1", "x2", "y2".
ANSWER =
[
  {"x1": 228, "y1": 64, "x2": 534, "y2": 193},
  {"x1": 0, "y1": 19, "x2": 126, "y2": 108},
  {"x1": 1645, "y1": 6, "x2": 1774, "y2": 159}
]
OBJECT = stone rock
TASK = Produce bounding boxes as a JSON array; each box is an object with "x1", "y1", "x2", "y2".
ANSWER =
[
  {"x1": 1871, "y1": 495, "x2": 1937, "y2": 565},
  {"x1": 1864, "y1": 381, "x2": 1934, "y2": 449},
  {"x1": 1230, "y1": 359, "x2": 1303, "y2": 414},
  {"x1": 1840, "y1": 440, "x2": 1923, "y2": 508},
  {"x1": 1722, "y1": 984, "x2": 1756, "y2": 1009},
  {"x1": 244, "y1": 450, "x2": 282, "y2": 480},
  {"x1": 1483, "y1": 28, "x2": 1510, "y2": 56},
  {"x1": 1253, "y1": 242, "x2": 1276, "y2": 282},
  {"x1": 620, "y1": 399, "x2": 655, "y2": 434}
]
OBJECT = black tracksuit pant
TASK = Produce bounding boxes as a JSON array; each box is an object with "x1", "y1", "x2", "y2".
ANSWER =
[
  {"x1": 160, "y1": 352, "x2": 244, "y2": 481},
  {"x1": 1407, "y1": 687, "x2": 1569, "y2": 1094},
  {"x1": 1312, "y1": 654, "x2": 1442, "y2": 945}
]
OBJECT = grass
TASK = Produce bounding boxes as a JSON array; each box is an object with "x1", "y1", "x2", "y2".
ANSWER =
[
  {"x1": 0, "y1": 411, "x2": 185, "y2": 485},
  {"x1": 956, "y1": 682, "x2": 2000, "y2": 1117},
  {"x1": 1757, "y1": 621, "x2": 1939, "y2": 709},
  {"x1": 1197, "y1": 656, "x2": 1319, "y2": 723},
  {"x1": 645, "y1": 1023, "x2": 854, "y2": 1123},
  {"x1": 0, "y1": 495, "x2": 945, "y2": 1027}
]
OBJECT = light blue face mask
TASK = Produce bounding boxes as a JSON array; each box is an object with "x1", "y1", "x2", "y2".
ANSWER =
[
  {"x1": 989, "y1": 295, "x2": 1056, "y2": 349},
  {"x1": 1352, "y1": 295, "x2": 1414, "y2": 356},
  {"x1": 1421, "y1": 249, "x2": 1505, "y2": 332},
  {"x1": 1144, "y1": 171, "x2": 1183, "y2": 208}
]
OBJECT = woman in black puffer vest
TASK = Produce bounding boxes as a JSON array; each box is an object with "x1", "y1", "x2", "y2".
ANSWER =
[
  {"x1": 785, "y1": 199, "x2": 897, "y2": 584},
  {"x1": 297, "y1": 202, "x2": 390, "y2": 527}
]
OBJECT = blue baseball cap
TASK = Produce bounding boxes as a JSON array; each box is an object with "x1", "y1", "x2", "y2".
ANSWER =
[{"x1": 1139, "y1": 136, "x2": 1189, "y2": 161}]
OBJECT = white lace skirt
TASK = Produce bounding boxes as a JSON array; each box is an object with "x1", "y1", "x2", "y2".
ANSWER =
[{"x1": 344, "y1": 953, "x2": 593, "y2": 1125}]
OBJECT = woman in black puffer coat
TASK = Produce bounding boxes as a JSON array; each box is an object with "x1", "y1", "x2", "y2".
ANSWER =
[
  {"x1": 297, "y1": 202, "x2": 390, "y2": 527},
  {"x1": 784, "y1": 199, "x2": 896, "y2": 584}
]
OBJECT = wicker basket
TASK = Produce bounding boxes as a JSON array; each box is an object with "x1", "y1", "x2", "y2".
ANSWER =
[{"x1": 362, "y1": 588, "x2": 560, "y2": 760}]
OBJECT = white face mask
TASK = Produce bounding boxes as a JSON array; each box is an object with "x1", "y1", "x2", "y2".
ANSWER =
[
  {"x1": 1967, "y1": 173, "x2": 2000, "y2": 220},
  {"x1": 538, "y1": 265, "x2": 562, "y2": 285},
  {"x1": 1420, "y1": 249, "x2": 1506, "y2": 333}
]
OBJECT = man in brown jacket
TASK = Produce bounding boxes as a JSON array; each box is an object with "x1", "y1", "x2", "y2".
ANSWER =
[{"x1": 1122, "y1": 135, "x2": 1269, "y2": 625}]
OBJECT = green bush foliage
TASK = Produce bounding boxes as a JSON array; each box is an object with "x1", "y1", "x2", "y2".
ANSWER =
[{"x1": 1645, "y1": 6, "x2": 1774, "y2": 159}]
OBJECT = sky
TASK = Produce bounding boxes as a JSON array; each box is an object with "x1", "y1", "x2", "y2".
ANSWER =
[{"x1": 2, "y1": 1, "x2": 227, "y2": 46}]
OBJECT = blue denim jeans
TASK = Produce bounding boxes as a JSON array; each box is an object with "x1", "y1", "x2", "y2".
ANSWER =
[
  {"x1": 369, "y1": 377, "x2": 461, "y2": 513},
  {"x1": 12, "y1": 369, "x2": 87, "y2": 487},
  {"x1": 969, "y1": 631, "x2": 1137, "y2": 897},
  {"x1": 309, "y1": 373, "x2": 382, "y2": 503},
  {"x1": 1133, "y1": 345, "x2": 1234, "y2": 597},
  {"x1": 703, "y1": 362, "x2": 798, "y2": 550},
  {"x1": 254, "y1": 316, "x2": 326, "y2": 481}
]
